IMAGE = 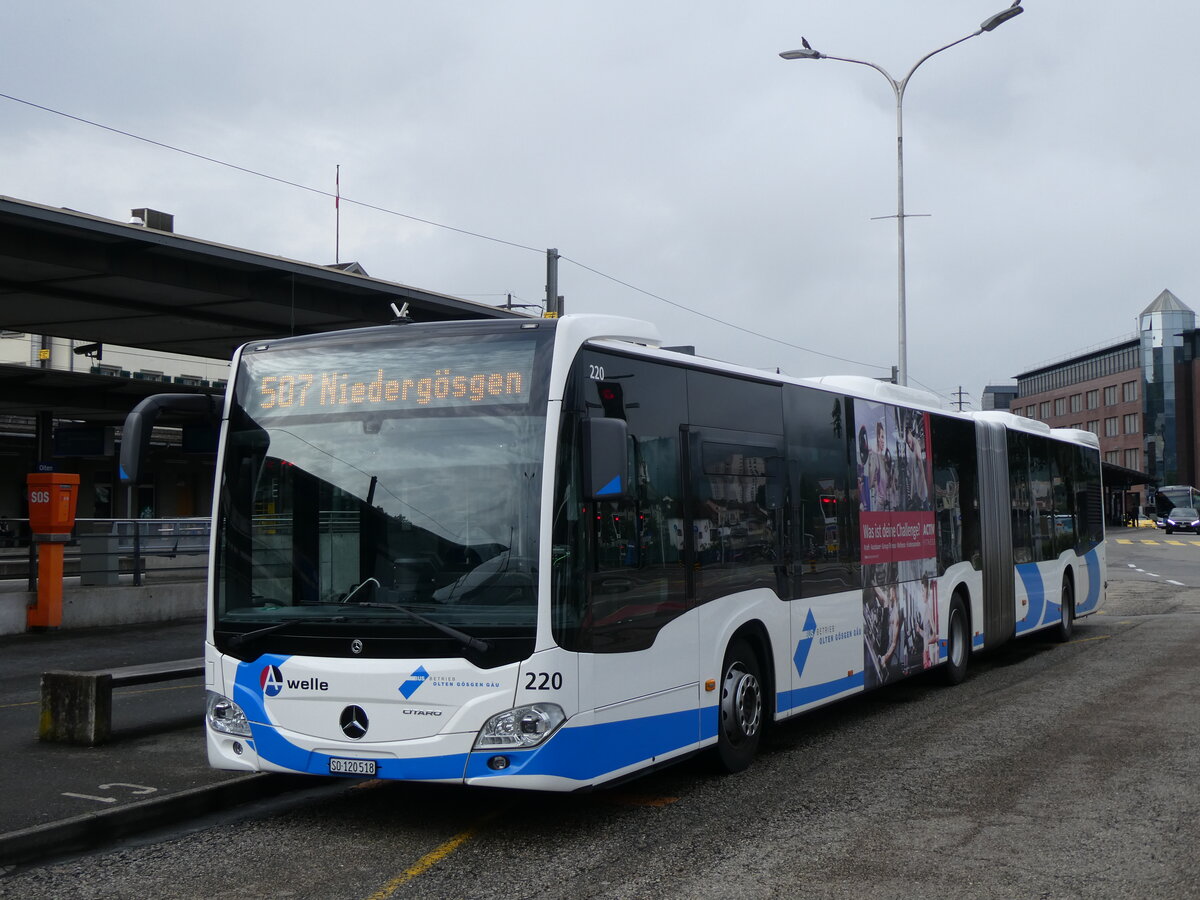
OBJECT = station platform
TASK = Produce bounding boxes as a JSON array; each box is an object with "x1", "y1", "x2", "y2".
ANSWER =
[{"x1": 0, "y1": 618, "x2": 302, "y2": 869}]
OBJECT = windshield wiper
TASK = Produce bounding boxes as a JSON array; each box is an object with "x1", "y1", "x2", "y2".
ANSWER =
[
  {"x1": 227, "y1": 615, "x2": 348, "y2": 650},
  {"x1": 340, "y1": 579, "x2": 491, "y2": 653}
]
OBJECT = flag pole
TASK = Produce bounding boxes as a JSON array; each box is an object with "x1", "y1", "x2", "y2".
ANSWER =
[{"x1": 335, "y1": 164, "x2": 341, "y2": 264}]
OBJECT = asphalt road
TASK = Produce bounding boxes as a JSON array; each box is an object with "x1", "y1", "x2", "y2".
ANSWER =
[
  {"x1": 3, "y1": 536, "x2": 1198, "y2": 899},
  {"x1": 1109, "y1": 525, "x2": 1200, "y2": 587}
]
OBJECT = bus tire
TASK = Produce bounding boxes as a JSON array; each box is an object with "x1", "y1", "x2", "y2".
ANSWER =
[
  {"x1": 714, "y1": 638, "x2": 764, "y2": 773},
  {"x1": 941, "y1": 595, "x2": 970, "y2": 686},
  {"x1": 1054, "y1": 577, "x2": 1075, "y2": 643}
]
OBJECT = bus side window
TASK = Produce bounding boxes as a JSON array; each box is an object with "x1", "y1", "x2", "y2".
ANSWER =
[
  {"x1": 1052, "y1": 441, "x2": 1077, "y2": 554},
  {"x1": 1007, "y1": 431, "x2": 1034, "y2": 565},
  {"x1": 690, "y1": 437, "x2": 784, "y2": 604},
  {"x1": 784, "y1": 386, "x2": 861, "y2": 599},
  {"x1": 928, "y1": 414, "x2": 981, "y2": 573},
  {"x1": 576, "y1": 352, "x2": 688, "y2": 653},
  {"x1": 1029, "y1": 438, "x2": 1054, "y2": 562}
]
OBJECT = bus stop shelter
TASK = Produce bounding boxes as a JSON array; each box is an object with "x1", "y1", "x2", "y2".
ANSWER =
[{"x1": 0, "y1": 194, "x2": 522, "y2": 514}]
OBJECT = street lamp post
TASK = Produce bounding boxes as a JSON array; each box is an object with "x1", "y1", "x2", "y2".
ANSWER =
[{"x1": 780, "y1": 4, "x2": 1023, "y2": 387}]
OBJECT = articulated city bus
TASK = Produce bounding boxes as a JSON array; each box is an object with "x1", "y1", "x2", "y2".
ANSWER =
[{"x1": 123, "y1": 314, "x2": 1105, "y2": 790}]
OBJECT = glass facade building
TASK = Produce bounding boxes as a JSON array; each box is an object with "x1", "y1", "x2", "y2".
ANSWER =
[
  {"x1": 1139, "y1": 289, "x2": 1195, "y2": 485},
  {"x1": 1008, "y1": 289, "x2": 1200, "y2": 521}
]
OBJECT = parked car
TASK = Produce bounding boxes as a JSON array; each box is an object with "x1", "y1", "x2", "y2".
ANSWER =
[{"x1": 1164, "y1": 507, "x2": 1200, "y2": 534}]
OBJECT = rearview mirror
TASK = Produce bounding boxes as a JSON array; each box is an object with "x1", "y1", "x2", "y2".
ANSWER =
[
  {"x1": 582, "y1": 417, "x2": 629, "y2": 501},
  {"x1": 120, "y1": 393, "x2": 223, "y2": 484}
]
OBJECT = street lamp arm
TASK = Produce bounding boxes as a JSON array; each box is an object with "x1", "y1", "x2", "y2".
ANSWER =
[
  {"x1": 777, "y1": 4, "x2": 1023, "y2": 387},
  {"x1": 897, "y1": 29, "x2": 982, "y2": 97},
  {"x1": 817, "y1": 55, "x2": 901, "y2": 96}
]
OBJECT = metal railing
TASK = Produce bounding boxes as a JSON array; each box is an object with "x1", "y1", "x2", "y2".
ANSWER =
[{"x1": 1, "y1": 517, "x2": 211, "y2": 589}]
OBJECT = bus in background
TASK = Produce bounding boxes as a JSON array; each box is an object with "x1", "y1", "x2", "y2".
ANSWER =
[
  {"x1": 122, "y1": 315, "x2": 1105, "y2": 790},
  {"x1": 1153, "y1": 484, "x2": 1199, "y2": 527}
]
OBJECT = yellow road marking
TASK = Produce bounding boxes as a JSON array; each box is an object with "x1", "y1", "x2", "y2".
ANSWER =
[
  {"x1": 367, "y1": 815, "x2": 495, "y2": 900},
  {"x1": 1166, "y1": 540, "x2": 1187, "y2": 546}
]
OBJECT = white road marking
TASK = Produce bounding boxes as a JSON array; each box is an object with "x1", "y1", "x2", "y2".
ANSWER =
[
  {"x1": 62, "y1": 784, "x2": 158, "y2": 805},
  {"x1": 62, "y1": 792, "x2": 117, "y2": 804}
]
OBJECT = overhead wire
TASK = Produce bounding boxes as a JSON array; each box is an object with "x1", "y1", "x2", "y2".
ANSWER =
[
  {"x1": 559, "y1": 255, "x2": 883, "y2": 369},
  {"x1": 2, "y1": 90, "x2": 900, "y2": 378},
  {"x1": 0, "y1": 91, "x2": 542, "y2": 255}
]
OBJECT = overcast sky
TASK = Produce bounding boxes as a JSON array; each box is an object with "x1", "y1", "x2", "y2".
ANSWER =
[{"x1": 2, "y1": 1, "x2": 1194, "y2": 407}]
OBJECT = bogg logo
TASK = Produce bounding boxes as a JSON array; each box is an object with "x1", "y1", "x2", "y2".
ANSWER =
[
  {"x1": 260, "y1": 664, "x2": 284, "y2": 697},
  {"x1": 399, "y1": 665, "x2": 429, "y2": 699}
]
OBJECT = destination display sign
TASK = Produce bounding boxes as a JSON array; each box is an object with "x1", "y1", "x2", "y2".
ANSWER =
[{"x1": 239, "y1": 339, "x2": 537, "y2": 417}]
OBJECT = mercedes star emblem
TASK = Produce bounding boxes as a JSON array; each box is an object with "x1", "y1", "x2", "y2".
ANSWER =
[
  {"x1": 351, "y1": 639, "x2": 363, "y2": 655},
  {"x1": 340, "y1": 705, "x2": 369, "y2": 740}
]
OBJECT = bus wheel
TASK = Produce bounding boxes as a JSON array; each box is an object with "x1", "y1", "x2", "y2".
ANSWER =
[
  {"x1": 941, "y1": 596, "x2": 970, "y2": 686},
  {"x1": 1054, "y1": 578, "x2": 1075, "y2": 643},
  {"x1": 714, "y1": 638, "x2": 764, "y2": 773}
]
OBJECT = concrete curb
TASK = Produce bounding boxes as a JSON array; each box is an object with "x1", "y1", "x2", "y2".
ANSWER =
[{"x1": 0, "y1": 773, "x2": 310, "y2": 870}]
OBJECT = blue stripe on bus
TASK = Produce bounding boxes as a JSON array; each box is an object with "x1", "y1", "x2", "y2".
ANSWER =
[
  {"x1": 777, "y1": 672, "x2": 864, "y2": 713},
  {"x1": 1081, "y1": 549, "x2": 1101, "y2": 613},
  {"x1": 1015, "y1": 563, "x2": 1047, "y2": 634},
  {"x1": 232, "y1": 655, "x2": 470, "y2": 779},
  {"x1": 940, "y1": 634, "x2": 984, "y2": 657},
  {"x1": 234, "y1": 658, "x2": 701, "y2": 784}
]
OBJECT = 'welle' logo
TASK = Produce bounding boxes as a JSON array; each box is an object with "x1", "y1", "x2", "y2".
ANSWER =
[{"x1": 260, "y1": 665, "x2": 329, "y2": 696}]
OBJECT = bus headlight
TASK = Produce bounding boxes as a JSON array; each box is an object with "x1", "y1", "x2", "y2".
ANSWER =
[
  {"x1": 206, "y1": 691, "x2": 251, "y2": 737},
  {"x1": 474, "y1": 703, "x2": 565, "y2": 749}
]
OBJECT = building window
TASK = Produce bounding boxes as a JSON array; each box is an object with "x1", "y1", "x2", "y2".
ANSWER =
[
  {"x1": 1105, "y1": 450, "x2": 1121, "y2": 464},
  {"x1": 1104, "y1": 417, "x2": 1120, "y2": 437},
  {"x1": 1070, "y1": 394, "x2": 1083, "y2": 413},
  {"x1": 1087, "y1": 420, "x2": 1100, "y2": 435},
  {"x1": 1124, "y1": 413, "x2": 1139, "y2": 434},
  {"x1": 1104, "y1": 385, "x2": 1119, "y2": 405},
  {"x1": 1054, "y1": 397, "x2": 1066, "y2": 416},
  {"x1": 1125, "y1": 448, "x2": 1140, "y2": 470},
  {"x1": 1039, "y1": 401, "x2": 1051, "y2": 418},
  {"x1": 1123, "y1": 381, "x2": 1138, "y2": 402},
  {"x1": 1026, "y1": 405, "x2": 1036, "y2": 417},
  {"x1": 1086, "y1": 390, "x2": 1099, "y2": 409}
]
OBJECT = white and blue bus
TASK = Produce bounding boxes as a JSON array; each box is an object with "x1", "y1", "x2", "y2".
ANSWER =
[{"x1": 123, "y1": 314, "x2": 1105, "y2": 790}]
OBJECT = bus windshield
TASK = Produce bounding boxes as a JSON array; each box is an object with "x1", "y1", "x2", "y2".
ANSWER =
[{"x1": 213, "y1": 326, "x2": 551, "y2": 664}]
